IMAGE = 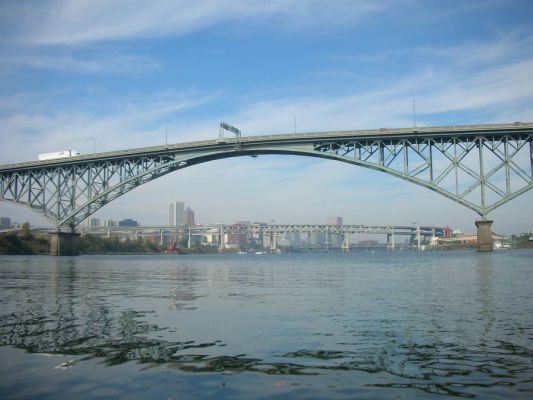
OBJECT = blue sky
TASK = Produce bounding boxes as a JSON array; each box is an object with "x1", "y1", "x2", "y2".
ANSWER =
[{"x1": 1, "y1": 0, "x2": 533, "y2": 234}]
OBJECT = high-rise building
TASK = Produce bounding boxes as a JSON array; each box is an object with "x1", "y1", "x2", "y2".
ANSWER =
[
  {"x1": 183, "y1": 206, "x2": 195, "y2": 226},
  {"x1": 327, "y1": 216, "x2": 343, "y2": 246},
  {"x1": 168, "y1": 201, "x2": 184, "y2": 226},
  {"x1": 104, "y1": 219, "x2": 117, "y2": 227},
  {"x1": 327, "y1": 216, "x2": 343, "y2": 226},
  {"x1": 118, "y1": 219, "x2": 139, "y2": 227},
  {"x1": 89, "y1": 217, "x2": 100, "y2": 227}
]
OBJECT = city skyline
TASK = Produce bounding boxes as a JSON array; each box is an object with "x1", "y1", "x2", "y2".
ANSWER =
[{"x1": 1, "y1": 1, "x2": 532, "y2": 234}]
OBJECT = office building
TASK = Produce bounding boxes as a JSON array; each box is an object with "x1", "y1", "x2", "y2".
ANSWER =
[
  {"x1": 327, "y1": 216, "x2": 343, "y2": 226},
  {"x1": 327, "y1": 216, "x2": 343, "y2": 247},
  {"x1": 89, "y1": 217, "x2": 100, "y2": 228},
  {"x1": 118, "y1": 219, "x2": 139, "y2": 227},
  {"x1": 168, "y1": 201, "x2": 184, "y2": 226},
  {"x1": 104, "y1": 219, "x2": 117, "y2": 227},
  {"x1": 183, "y1": 206, "x2": 195, "y2": 226}
]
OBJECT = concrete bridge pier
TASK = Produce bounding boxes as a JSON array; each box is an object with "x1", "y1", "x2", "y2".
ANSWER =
[
  {"x1": 387, "y1": 229, "x2": 396, "y2": 251},
  {"x1": 218, "y1": 229, "x2": 225, "y2": 252},
  {"x1": 341, "y1": 235, "x2": 350, "y2": 252},
  {"x1": 269, "y1": 233, "x2": 277, "y2": 252},
  {"x1": 50, "y1": 231, "x2": 81, "y2": 256},
  {"x1": 475, "y1": 219, "x2": 493, "y2": 252}
]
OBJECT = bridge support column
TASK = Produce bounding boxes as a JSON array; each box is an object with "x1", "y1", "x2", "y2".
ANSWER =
[
  {"x1": 475, "y1": 219, "x2": 493, "y2": 252},
  {"x1": 341, "y1": 235, "x2": 350, "y2": 252},
  {"x1": 50, "y1": 231, "x2": 81, "y2": 256},
  {"x1": 387, "y1": 229, "x2": 396, "y2": 251},
  {"x1": 218, "y1": 229, "x2": 225, "y2": 252},
  {"x1": 270, "y1": 233, "x2": 277, "y2": 252}
]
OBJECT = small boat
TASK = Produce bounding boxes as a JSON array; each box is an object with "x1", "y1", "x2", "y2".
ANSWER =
[
  {"x1": 164, "y1": 236, "x2": 183, "y2": 254},
  {"x1": 494, "y1": 241, "x2": 511, "y2": 250}
]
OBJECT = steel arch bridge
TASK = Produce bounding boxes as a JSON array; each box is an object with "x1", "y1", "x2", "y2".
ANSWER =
[{"x1": 1, "y1": 122, "x2": 532, "y2": 231}]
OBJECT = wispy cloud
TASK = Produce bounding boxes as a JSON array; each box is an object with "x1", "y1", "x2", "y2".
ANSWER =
[
  {"x1": 0, "y1": 0, "x2": 388, "y2": 46},
  {"x1": 0, "y1": 90, "x2": 220, "y2": 163},
  {"x1": 1, "y1": 1, "x2": 532, "y2": 233},
  {"x1": 0, "y1": 53, "x2": 160, "y2": 74}
]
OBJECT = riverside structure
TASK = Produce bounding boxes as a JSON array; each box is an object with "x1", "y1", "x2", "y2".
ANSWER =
[
  {"x1": 80, "y1": 223, "x2": 445, "y2": 252},
  {"x1": 1, "y1": 122, "x2": 532, "y2": 254}
]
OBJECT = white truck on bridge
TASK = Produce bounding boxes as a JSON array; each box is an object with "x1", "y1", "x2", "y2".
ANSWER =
[{"x1": 38, "y1": 150, "x2": 80, "y2": 161}]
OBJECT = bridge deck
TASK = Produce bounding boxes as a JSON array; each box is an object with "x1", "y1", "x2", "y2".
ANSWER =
[{"x1": 1, "y1": 122, "x2": 532, "y2": 171}]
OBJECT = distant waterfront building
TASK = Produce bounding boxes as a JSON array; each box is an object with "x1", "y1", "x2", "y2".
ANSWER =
[
  {"x1": 0, "y1": 216, "x2": 11, "y2": 229},
  {"x1": 118, "y1": 218, "x2": 139, "y2": 227},
  {"x1": 310, "y1": 231, "x2": 327, "y2": 246},
  {"x1": 104, "y1": 219, "x2": 117, "y2": 227},
  {"x1": 327, "y1": 216, "x2": 343, "y2": 247},
  {"x1": 357, "y1": 239, "x2": 379, "y2": 247},
  {"x1": 89, "y1": 217, "x2": 100, "y2": 228},
  {"x1": 327, "y1": 216, "x2": 343, "y2": 226},
  {"x1": 168, "y1": 201, "x2": 184, "y2": 226},
  {"x1": 183, "y1": 206, "x2": 195, "y2": 226},
  {"x1": 285, "y1": 232, "x2": 301, "y2": 246},
  {"x1": 227, "y1": 220, "x2": 250, "y2": 247}
]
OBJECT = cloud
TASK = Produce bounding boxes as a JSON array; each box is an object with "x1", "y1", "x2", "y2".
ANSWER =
[
  {"x1": 0, "y1": 90, "x2": 220, "y2": 164},
  {"x1": 0, "y1": 0, "x2": 388, "y2": 46},
  {"x1": 1, "y1": 3, "x2": 532, "y2": 233},
  {"x1": 0, "y1": 53, "x2": 160, "y2": 74}
]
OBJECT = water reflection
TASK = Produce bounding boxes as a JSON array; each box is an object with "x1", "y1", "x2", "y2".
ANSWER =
[{"x1": 0, "y1": 253, "x2": 532, "y2": 398}]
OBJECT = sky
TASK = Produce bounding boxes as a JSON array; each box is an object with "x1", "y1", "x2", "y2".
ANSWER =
[{"x1": 1, "y1": 0, "x2": 533, "y2": 234}]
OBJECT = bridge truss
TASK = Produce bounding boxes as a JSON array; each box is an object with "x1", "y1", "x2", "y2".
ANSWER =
[
  {"x1": 82, "y1": 224, "x2": 440, "y2": 237},
  {"x1": 0, "y1": 123, "x2": 532, "y2": 230}
]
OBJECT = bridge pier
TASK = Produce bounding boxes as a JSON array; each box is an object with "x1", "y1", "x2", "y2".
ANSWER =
[
  {"x1": 387, "y1": 229, "x2": 396, "y2": 251},
  {"x1": 49, "y1": 231, "x2": 81, "y2": 256},
  {"x1": 269, "y1": 233, "x2": 277, "y2": 252},
  {"x1": 218, "y1": 229, "x2": 225, "y2": 251},
  {"x1": 475, "y1": 219, "x2": 493, "y2": 252},
  {"x1": 341, "y1": 235, "x2": 350, "y2": 252}
]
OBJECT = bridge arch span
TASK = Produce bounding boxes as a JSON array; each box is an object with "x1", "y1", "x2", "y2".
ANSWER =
[{"x1": 1, "y1": 123, "x2": 532, "y2": 232}]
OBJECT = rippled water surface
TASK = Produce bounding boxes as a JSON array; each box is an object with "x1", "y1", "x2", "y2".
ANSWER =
[{"x1": 1, "y1": 251, "x2": 532, "y2": 399}]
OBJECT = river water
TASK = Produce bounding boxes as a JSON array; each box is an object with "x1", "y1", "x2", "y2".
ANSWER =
[{"x1": 0, "y1": 250, "x2": 532, "y2": 399}]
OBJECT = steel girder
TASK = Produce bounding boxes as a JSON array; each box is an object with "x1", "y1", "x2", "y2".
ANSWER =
[
  {"x1": 1, "y1": 125, "x2": 532, "y2": 229},
  {"x1": 0, "y1": 151, "x2": 215, "y2": 230},
  {"x1": 81, "y1": 224, "x2": 442, "y2": 237},
  {"x1": 221, "y1": 224, "x2": 441, "y2": 236},
  {"x1": 308, "y1": 134, "x2": 533, "y2": 217}
]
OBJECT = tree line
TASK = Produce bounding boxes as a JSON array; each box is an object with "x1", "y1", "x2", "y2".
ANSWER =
[{"x1": 0, "y1": 223, "x2": 219, "y2": 255}]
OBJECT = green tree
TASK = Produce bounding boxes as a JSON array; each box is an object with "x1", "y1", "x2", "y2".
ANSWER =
[{"x1": 21, "y1": 222, "x2": 33, "y2": 241}]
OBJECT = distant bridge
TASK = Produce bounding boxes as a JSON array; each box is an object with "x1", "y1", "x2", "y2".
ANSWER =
[
  {"x1": 81, "y1": 223, "x2": 444, "y2": 251},
  {"x1": 1, "y1": 122, "x2": 532, "y2": 253}
]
